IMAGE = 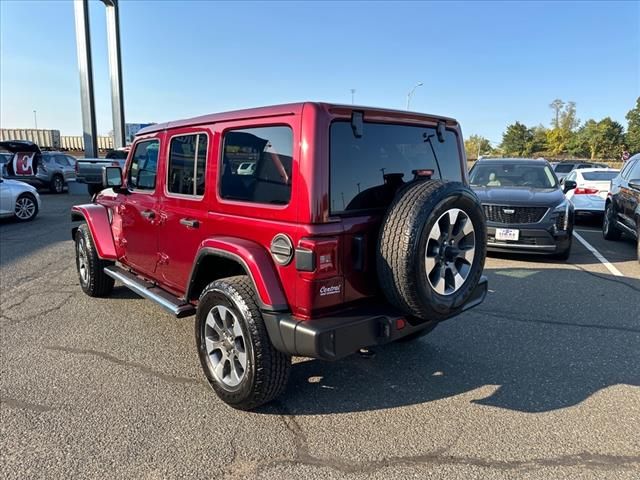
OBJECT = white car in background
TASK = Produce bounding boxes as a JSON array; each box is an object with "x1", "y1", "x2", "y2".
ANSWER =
[
  {"x1": 0, "y1": 173, "x2": 41, "y2": 221},
  {"x1": 563, "y1": 168, "x2": 619, "y2": 215},
  {"x1": 236, "y1": 162, "x2": 256, "y2": 175}
]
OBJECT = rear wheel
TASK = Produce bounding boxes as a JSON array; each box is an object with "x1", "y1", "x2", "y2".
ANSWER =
[
  {"x1": 196, "y1": 276, "x2": 291, "y2": 410},
  {"x1": 50, "y1": 174, "x2": 64, "y2": 194},
  {"x1": 14, "y1": 193, "x2": 38, "y2": 222},
  {"x1": 75, "y1": 224, "x2": 114, "y2": 297},
  {"x1": 377, "y1": 180, "x2": 487, "y2": 321},
  {"x1": 602, "y1": 203, "x2": 622, "y2": 240}
]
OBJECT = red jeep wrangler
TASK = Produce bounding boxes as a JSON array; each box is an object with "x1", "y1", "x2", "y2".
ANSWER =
[{"x1": 72, "y1": 103, "x2": 488, "y2": 410}]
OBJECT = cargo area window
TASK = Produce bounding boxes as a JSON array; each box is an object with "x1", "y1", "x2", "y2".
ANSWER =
[
  {"x1": 167, "y1": 133, "x2": 208, "y2": 196},
  {"x1": 220, "y1": 126, "x2": 293, "y2": 205},
  {"x1": 330, "y1": 121, "x2": 462, "y2": 214},
  {"x1": 128, "y1": 140, "x2": 159, "y2": 190}
]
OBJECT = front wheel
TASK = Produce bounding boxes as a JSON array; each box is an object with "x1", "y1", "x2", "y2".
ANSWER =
[
  {"x1": 196, "y1": 276, "x2": 291, "y2": 410},
  {"x1": 14, "y1": 193, "x2": 38, "y2": 222},
  {"x1": 88, "y1": 184, "x2": 102, "y2": 196},
  {"x1": 75, "y1": 224, "x2": 114, "y2": 297}
]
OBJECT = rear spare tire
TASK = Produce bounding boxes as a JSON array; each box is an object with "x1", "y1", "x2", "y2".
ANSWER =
[{"x1": 377, "y1": 180, "x2": 486, "y2": 321}]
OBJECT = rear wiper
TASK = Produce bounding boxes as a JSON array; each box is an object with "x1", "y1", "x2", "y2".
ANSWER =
[{"x1": 423, "y1": 133, "x2": 443, "y2": 180}]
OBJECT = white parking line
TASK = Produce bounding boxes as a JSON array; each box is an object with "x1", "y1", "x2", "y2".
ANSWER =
[{"x1": 573, "y1": 231, "x2": 624, "y2": 277}]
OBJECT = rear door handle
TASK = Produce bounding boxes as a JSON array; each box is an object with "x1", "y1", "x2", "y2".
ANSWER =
[
  {"x1": 180, "y1": 218, "x2": 199, "y2": 228},
  {"x1": 141, "y1": 210, "x2": 155, "y2": 220}
]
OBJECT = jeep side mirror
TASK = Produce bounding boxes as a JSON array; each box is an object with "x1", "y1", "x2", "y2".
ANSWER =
[
  {"x1": 563, "y1": 179, "x2": 577, "y2": 193},
  {"x1": 103, "y1": 166, "x2": 123, "y2": 189},
  {"x1": 629, "y1": 179, "x2": 640, "y2": 191}
]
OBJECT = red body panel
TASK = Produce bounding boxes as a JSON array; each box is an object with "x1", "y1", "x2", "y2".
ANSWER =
[
  {"x1": 196, "y1": 237, "x2": 288, "y2": 310},
  {"x1": 83, "y1": 102, "x2": 466, "y2": 319},
  {"x1": 71, "y1": 204, "x2": 117, "y2": 259}
]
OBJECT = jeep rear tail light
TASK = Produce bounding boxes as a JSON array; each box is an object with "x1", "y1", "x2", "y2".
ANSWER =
[{"x1": 296, "y1": 237, "x2": 339, "y2": 276}]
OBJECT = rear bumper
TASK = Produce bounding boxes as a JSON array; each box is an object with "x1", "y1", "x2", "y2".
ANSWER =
[
  {"x1": 571, "y1": 196, "x2": 605, "y2": 213},
  {"x1": 263, "y1": 276, "x2": 488, "y2": 361},
  {"x1": 75, "y1": 174, "x2": 102, "y2": 185}
]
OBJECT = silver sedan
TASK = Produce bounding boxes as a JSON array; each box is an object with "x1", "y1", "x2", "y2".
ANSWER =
[{"x1": 0, "y1": 176, "x2": 41, "y2": 221}]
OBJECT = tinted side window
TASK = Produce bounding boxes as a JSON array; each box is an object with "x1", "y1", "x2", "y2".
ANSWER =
[
  {"x1": 554, "y1": 164, "x2": 574, "y2": 173},
  {"x1": 54, "y1": 155, "x2": 69, "y2": 167},
  {"x1": 128, "y1": 140, "x2": 159, "y2": 190},
  {"x1": 330, "y1": 121, "x2": 462, "y2": 214},
  {"x1": 629, "y1": 159, "x2": 640, "y2": 180},
  {"x1": 620, "y1": 157, "x2": 638, "y2": 179},
  {"x1": 220, "y1": 126, "x2": 293, "y2": 205},
  {"x1": 167, "y1": 134, "x2": 208, "y2": 196}
]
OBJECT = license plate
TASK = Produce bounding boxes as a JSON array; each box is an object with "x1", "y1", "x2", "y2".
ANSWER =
[{"x1": 495, "y1": 228, "x2": 520, "y2": 241}]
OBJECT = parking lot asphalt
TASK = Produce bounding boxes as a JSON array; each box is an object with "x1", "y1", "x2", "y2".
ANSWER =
[{"x1": 1, "y1": 194, "x2": 639, "y2": 479}]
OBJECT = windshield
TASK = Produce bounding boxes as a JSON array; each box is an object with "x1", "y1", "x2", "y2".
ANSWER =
[
  {"x1": 330, "y1": 121, "x2": 462, "y2": 214},
  {"x1": 470, "y1": 163, "x2": 558, "y2": 189},
  {"x1": 581, "y1": 171, "x2": 618, "y2": 181}
]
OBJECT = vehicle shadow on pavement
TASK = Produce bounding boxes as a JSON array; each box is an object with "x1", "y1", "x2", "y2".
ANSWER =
[{"x1": 260, "y1": 267, "x2": 640, "y2": 416}]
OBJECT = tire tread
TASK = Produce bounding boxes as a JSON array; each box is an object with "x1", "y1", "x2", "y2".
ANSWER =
[
  {"x1": 76, "y1": 224, "x2": 114, "y2": 297},
  {"x1": 197, "y1": 276, "x2": 291, "y2": 410}
]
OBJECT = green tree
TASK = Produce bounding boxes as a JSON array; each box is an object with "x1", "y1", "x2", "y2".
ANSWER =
[
  {"x1": 464, "y1": 134, "x2": 493, "y2": 159},
  {"x1": 625, "y1": 97, "x2": 640, "y2": 154},
  {"x1": 500, "y1": 122, "x2": 533, "y2": 156},
  {"x1": 547, "y1": 100, "x2": 579, "y2": 155},
  {"x1": 575, "y1": 118, "x2": 624, "y2": 159},
  {"x1": 529, "y1": 125, "x2": 549, "y2": 155}
]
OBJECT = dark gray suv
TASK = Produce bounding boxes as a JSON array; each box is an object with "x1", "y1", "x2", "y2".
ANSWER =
[
  {"x1": 470, "y1": 158, "x2": 574, "y2": 260},
  {"x1": 0, "y1": 141, "x2": 76, "y2": 193},
  {"x1": 603, "y1": 153, "x2": 640, "y2": 262}
]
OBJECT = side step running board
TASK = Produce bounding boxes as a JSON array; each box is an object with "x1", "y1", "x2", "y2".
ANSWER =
[{"x1": 104, "y1": 266, "x2": 195, "y2": 318}]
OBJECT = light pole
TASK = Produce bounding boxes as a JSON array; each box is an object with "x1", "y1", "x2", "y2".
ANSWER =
[
  {"x1": 33, "y1": 110, "x2": 38, "y2": 130},
  {"x1": 350, "y1": 88, "x2": 356, "y2": 105},
  {"x1": 406, "y1": 82, "x2": 423, "y2": 110}
]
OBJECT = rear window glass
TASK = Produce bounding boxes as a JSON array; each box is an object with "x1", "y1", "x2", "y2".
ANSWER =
[
  {"x1": 554, "y1": 164, "x2": 574, "y2": 173},
  {"x1": 220, "y1": 126, "x2": 293, "y2": 205},
  {"x1": 330, "y1": 121, "x2": 462, "y2": 214},
  {"x1": 581, "y1": 171, "x2": 618, "y2": 181}
]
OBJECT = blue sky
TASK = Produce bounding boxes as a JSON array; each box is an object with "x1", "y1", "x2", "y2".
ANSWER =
[{"x1": 1, "y1": 0, "x2": 638, "y2": 143}]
